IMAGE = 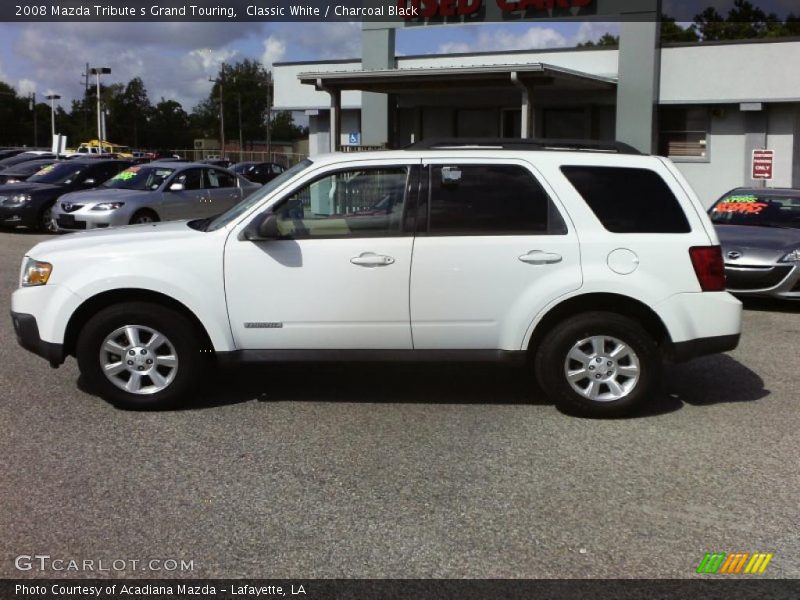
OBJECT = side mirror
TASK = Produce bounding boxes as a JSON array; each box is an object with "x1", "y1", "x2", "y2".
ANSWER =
[
  {"x1": 241, "y1": 212, "x2": 281, "y2": 241},
  {"x1": 169, "y1": 182, "x2": 184, "y2": 192}
]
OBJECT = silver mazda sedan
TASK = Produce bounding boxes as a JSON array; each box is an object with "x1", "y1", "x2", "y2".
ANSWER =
[
  {"x1": 709, "y1": 187, "x2": 800, "y2": 300},
  {"x1": 52, "y1": 162, "x2": 260, "y2": 232}
]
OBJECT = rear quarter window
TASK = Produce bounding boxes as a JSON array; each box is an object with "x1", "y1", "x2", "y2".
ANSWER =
[{"x1": 560, "y1": 166, "x2": 691, "y2": 234}]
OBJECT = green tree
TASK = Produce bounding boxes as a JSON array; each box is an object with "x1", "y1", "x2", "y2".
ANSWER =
[{"x1": 149, "y1": 99, "x2": 192, "y2": 149}]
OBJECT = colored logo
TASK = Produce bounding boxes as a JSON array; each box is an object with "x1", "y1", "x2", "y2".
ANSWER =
[{"x1": 696, "y1": 552, "x2": 774, "y2": 574}]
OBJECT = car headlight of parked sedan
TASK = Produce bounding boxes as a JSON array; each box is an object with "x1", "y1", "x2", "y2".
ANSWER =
[
  {"x1": 20, "y1": 258, "x2": 52, "y2": 287},
  {"x1": 2, "y1": 194, "x2": 32, "y2": 206},
  {"x1": 781, "y1": 248, "x2": 800, "y2": 262},
  {"x1": 91, "y1": 202, "x2": 125, "y2": 211}
]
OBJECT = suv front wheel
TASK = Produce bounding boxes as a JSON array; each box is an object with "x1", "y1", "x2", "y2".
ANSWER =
[
  {"x1": 534, "y1": 312, "x2": 662, "y2": 417},
  {"x1": 76, "y1": 302, "x2": 207, "y2": 409}
]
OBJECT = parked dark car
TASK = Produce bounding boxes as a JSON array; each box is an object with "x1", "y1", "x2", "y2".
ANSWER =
[
  {"x1": 0, "y1": 151, "x2": 56, "y2": 169},
  {"x1": 231, "y1": 161, "x2": 285, "y2": 185},
  {"x1": 198, "y1": 158, "x2": 233, "y2": 169},
  {"x1": 0, "y1": 159, "x2": 132, "y2": 232},
  {"x1": 0, "y1": 158, "x2": 59, "y2": 185},
  {"x1": 0, "y1": 148, "x2": 30, "y2": 161},
  {"x1": 709, "y1": 187, "x2": 800, "y2": 300}
]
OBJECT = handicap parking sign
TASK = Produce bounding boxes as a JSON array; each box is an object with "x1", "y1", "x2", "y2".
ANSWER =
[{"x1": 348, "y1": 132, "x2": 361, "y2": 145}]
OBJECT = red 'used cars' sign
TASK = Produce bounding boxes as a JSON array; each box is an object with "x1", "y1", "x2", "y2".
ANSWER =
[{"x1": 752, "y1": 149, "x2": 774, "y2": 180}]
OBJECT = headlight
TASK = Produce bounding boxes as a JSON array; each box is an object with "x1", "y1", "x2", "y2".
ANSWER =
[
  {"x1": 20, "y1": 258, "x2": 53, "y2": 287},
  {"x1": 3, "y1": 194, "x2": 32, "y2": 206},
  {"x1": 91, "y1": 202, "x2": 125, "y2": 211},
  {"x1": 781, "y1": 248, "x2": 800, "y2": 262}
]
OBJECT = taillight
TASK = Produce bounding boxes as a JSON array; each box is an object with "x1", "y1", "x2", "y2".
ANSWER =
[{"x1": 689, "y1": 246, "x2": 726, "y2": 292}]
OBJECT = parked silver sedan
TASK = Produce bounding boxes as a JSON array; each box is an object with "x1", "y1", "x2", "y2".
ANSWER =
[
  {"x1": 52, "y1": 162, "x2": 261, "y2": 232},
  {"x1": 709, "y1": 187, "x2": 800, "y2": 300}
]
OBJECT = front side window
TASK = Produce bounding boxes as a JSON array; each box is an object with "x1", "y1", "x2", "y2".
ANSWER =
[
  {"x1": 426, "y1": 164, "x2": 566, "y2": 235},
  {"x1": 561, "y1": 166, "x2": 691, "y2": 234},
  {"x1": 272, "y1": 167, "x2": 410, "y2": 239},
  {"x1": 206, "y1": 169, "x2": 236, "y2": 189},
  {"x1": 174, "y1": 169, "x2": 204, "y2": 191}
]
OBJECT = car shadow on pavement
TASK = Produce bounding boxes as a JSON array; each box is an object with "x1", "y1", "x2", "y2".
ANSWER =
[
  {"x1": 131, "y1": 353, "x2": 767, "y2": 417},
  {"x1": 661, "y1": 354, "x2": 769, "y2": 408},
  {"x1": 740, "y1": 297, "x2": 800, "y2": 314},
  {"x1": 181, "y1": 362, "x2": 541, "y2": 410}
]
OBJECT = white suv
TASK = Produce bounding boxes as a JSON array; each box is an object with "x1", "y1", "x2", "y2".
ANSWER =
[{"x1": 11, "y1": 140, "x2": 742, "y2": 416}]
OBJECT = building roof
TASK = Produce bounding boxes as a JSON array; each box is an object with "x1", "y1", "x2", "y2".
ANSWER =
[{"x1": 298, "y1": 62, "x2": 617, "y2": 95}]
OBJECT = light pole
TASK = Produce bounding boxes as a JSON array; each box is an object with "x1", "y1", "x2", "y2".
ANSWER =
[
  {"x1": 90, "y1": 67, "x2": 111, "y2": 153},
  {"x1": 46, "y1": 93, "x2": 61, "y2": 139}
]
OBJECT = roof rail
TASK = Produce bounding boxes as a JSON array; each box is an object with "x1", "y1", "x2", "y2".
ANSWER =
[{"x1": 405, "y1": 138, "x2": 643, "y2": 155}]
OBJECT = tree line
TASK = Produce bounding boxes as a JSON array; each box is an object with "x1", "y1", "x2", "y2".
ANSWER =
[
  {"x1": 0, "y1": 59, "x2": 306, "y2": 149},
  {"x1": 581, "y1": 0, "x2": 800, "y2": 46}
]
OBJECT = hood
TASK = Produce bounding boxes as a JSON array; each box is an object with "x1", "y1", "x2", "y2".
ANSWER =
[
  {"x1": 0, "y1": 182, "x2": 60, "y2": 196},
  {"x1": 715, "y1": 224, "x2": 800, "y2": 263},
  {"x1": 26, "y1": 220, "x2": 208, "y2": 261},
  {"x1": 58, "y1": 187, "x2": 152, "y2": 205}
]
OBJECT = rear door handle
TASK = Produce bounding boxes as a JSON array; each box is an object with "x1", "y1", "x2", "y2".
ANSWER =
[
  {"x1": 519, "y1": 250, "x2": 563, "y2": 265},
  {"x1": 350, "y1": 253, "x2": 395, "y2": 267}
]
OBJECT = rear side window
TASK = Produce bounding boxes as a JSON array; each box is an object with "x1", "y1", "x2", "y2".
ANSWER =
[
  {"x1": 427, "y1": 164, "x2": 567, "y2": 235},
  {"x1": 561, "y1": 166, "x2": 690, "y2": 233}
]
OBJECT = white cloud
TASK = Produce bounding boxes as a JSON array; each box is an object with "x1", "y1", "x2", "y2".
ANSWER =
[
  {"x1": 261, "y1": 36, "x2": 286, "y2": 68},
  {"x1": 18, "y1": 78, "x2": 37, "y2": 97},
  {"x1": 436, "y1": 22, "x2": 620, "y2": 54}
]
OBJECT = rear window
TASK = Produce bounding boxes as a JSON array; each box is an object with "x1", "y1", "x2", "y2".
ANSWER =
[{"x1": 560, "y1": 166, "x2": 691, "y2": 233}]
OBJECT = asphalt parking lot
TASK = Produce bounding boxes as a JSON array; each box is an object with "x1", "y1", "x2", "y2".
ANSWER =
[{"x1": 1, "y1": 230, "x2": 799, "y2": 579}]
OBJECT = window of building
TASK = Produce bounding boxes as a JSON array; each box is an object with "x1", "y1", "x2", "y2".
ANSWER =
[
  {"x1": 427, "y1": 164, "x2": 566, "y2": 236},
  {"x1": 272, "y1": 167, "x2": 410, "y2": 238},
  {"x1": 560, "y1": 166, "x2": 691, "y2": 233},
  {"x1": 658, "y1": 107, "x2": 709, "y2": 159}
]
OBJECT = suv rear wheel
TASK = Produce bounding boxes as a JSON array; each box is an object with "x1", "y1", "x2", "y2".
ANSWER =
[
  {"x1": 534, "y1": 312, "x2": 662, "y2": 417},
  {"x1": 76, "y1": 302, "x2": 207, "y2": 409}
]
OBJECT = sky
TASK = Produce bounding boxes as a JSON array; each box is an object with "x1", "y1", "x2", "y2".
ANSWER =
[{"x1": 0, "y1": 0, "x2": 796, "y2": 112}]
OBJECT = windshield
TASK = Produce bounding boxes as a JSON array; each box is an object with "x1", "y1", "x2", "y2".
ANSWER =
[
  {"x1": 27, "y1": 162, "x2": 86, "y2": 185},
  {"x1": 709, "y1": 192, "x2": 800, "y2": 229},
  {"x1": 104, "y1": 166, "x2": 175, "y2": 191},
  {"x1": 206, "y1": 159, "x2": 313, "y2": 232},
  {"x1": 231, "y1": 163, "x2": 255, "y2": 174}
]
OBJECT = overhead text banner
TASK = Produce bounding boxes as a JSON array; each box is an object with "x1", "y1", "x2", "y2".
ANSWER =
[{"x1": 4, "y1": 0, "x2": 792, "y2": 23}]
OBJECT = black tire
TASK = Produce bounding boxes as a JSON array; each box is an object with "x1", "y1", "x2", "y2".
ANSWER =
[
  {"x1": 76, "y1": 302, "x2": 207, "y2": 409},
  {"x1": 534, "y1": 311, "x2": 662, "y2": 417},
  {"x1": 37, "y1": 202, "x2": 58, "y2": 233},
  {"x1": 129, "y1": 210, "x2": 159, "y2": 225}
]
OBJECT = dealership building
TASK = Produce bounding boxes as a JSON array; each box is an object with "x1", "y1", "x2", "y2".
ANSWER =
[{"x1": 274, "y1": 28, "x2": 800, "y2": 207}]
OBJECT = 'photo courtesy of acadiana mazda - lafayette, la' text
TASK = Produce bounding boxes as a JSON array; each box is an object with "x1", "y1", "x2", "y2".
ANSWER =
[{"x1": 1, "y1": 1, "x2": 800, "y2": 599}]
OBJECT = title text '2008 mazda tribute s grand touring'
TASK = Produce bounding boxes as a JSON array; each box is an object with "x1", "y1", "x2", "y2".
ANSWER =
[{"x1": 11, "y1": 140, "x2": 742, "y2": 416}]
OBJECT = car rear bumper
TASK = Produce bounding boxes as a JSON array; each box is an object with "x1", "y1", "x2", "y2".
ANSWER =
[
  {"x1": 10, "y1": 311, "x2": 65, "y2": 367},
  {"x1": 667, "y1": 333, "x2": 741, "y2": 362}
]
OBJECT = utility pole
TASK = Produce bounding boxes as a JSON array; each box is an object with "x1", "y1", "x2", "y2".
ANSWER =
[
  {"x1": 266, "y1": 71, "x2": 272, "y2": 161},
  {"x1": 82, "y1": 63, "x2": 90, "y2": 134},
  {"x1": 209, "y1": 65, "x2": 226, "y2": 158},
  {"x1": 29, "y1": 92, "x2": 37, "y2": 147},
  {"x1": 238, "y1": 91, "x2": 243, "y2": 160}
]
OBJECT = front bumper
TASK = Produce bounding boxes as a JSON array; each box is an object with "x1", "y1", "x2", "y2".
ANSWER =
[
  {"x1": 0, "y1": 203, "x2": 39, "y2": 228},
  {"x1": 53, "y1": 205, "x2": 133, "y2": 232},
  {"x1": 724, "y1": 262, "x2": 800, "y2": 300},
  {"x1": 10, "y1": 311, "x2": 65, "y2": 367}
]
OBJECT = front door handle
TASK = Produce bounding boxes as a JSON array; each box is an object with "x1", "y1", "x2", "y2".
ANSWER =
[
  {"x1": 519, "y1": 250, "x2": 563, "y2": 265},
  {"x1": 350, "y1": 253, "x2": 395, "y2": 267}
]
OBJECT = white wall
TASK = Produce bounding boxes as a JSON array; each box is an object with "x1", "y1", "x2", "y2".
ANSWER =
[
  {"x1": 660, "y1": 42, "x2": 800, "y2": 105},
  {"x1": 766, "y1": 104, "x2": 797, "y2": 188}
]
